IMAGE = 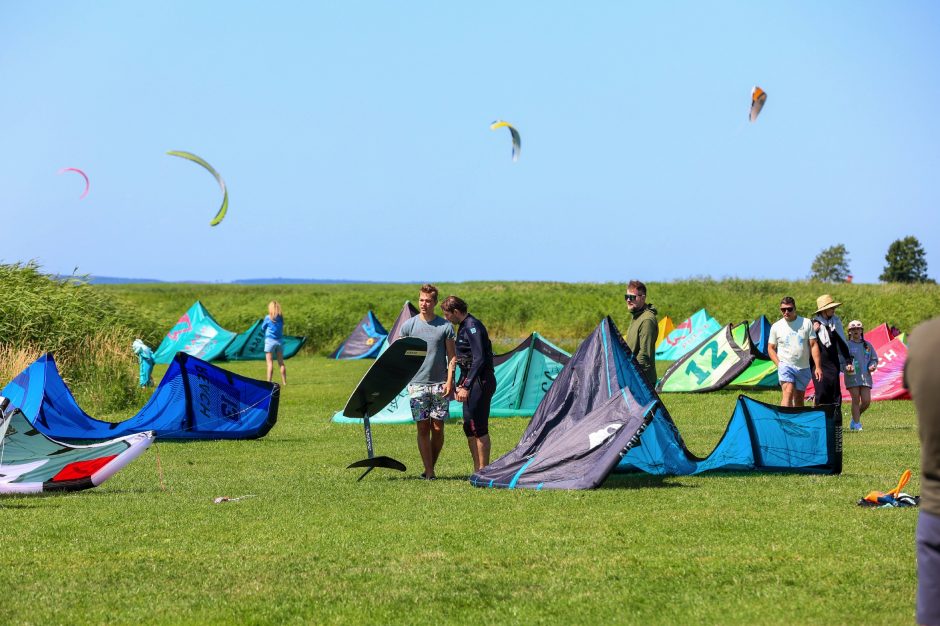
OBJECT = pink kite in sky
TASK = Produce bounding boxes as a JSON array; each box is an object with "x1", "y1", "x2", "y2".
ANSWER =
[{"x1": 58, "y1": 167, "x2": 90, "y2": 199}]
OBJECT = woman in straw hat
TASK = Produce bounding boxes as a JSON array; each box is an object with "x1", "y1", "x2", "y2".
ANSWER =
[{"x1": 811, "y1": 294, "x2": 853, "y2": 408}]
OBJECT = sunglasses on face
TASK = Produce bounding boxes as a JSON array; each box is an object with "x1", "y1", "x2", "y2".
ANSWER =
[
  {"x1": 780, "y1": 307, "x2": 794, "y2": 313},
  {"x1": 624, "y1": 294, "x2": 641, "y2": 302}
]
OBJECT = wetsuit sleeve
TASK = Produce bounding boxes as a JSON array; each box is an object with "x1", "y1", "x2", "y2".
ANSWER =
[
  {"x1": 636, "y1": 317, "x2": 657, "y2": 371},
  {"x1": 834, "y1": 329, "x2": 852, "y2": 367},
  {"x1": 460, "y1": 323, "x2": 487, "y2": 389}
]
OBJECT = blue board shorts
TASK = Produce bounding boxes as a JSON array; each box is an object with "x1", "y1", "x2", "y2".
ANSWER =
[
  {"x1": 778, "y1": 364, "x2": 811, "y2": 391},
  {"x1": 264, "y1": 339, "x2": 282, "y2": 354},
  {"x1": 918, "y1": 510, "x2": 940, "y2": 626},
  {"x1": 408, "y1": 383, "x2": 450, "y2": 422}
]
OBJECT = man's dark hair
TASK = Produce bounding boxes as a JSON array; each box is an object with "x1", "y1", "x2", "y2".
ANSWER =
[
  {"x1": 420, "y1": 283, "x2": 439, "y2": 301},
  {"x1": 440, "y1": 295, "x2": 467, "y2": 314},
  {"x1": 781, "y1": 296, "x2": 796, "y2": 307},
  {"x1": 627, "y1": 280, "x2": 647, "y2": 296}
]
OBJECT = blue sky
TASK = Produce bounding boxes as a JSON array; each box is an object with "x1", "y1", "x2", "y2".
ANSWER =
[{"x1": 2, "y1": 2, "x2": 937, "y2": 283}]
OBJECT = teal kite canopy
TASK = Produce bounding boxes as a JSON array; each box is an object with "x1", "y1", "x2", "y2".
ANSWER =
[
  {"x1": 655, "y1": 308, "x2": 722, "y2": 361},
  {"x1": 154, "y1": 301, "x2": 305, "y2": 364},
  {"x1": 222, "y1": 318, "x2": 306, "y2": 361}
]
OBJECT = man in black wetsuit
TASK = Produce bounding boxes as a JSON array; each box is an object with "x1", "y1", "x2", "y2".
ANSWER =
[{"x1": 441, "y1": 295, "x2": 496, "y2": 472}]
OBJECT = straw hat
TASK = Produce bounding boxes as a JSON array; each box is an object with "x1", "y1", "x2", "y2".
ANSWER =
[{"x1": 815, "y1": 294, "x2": 842, "y2": 314}]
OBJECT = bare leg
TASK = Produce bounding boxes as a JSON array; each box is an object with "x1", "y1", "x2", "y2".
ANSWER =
[
  {"x1": 430, "y1": 419, "x2": 445, "y2": 468},
  {"x1": 792, "y1": 388, "x2": 806, "y2": 407},
  {"x1": 781, "y1": 382, "x2": 794, "y2": 407},
  {"x1": 848, "y1": 387, "x2": 862, "y2": 423},
  {"x1": 416, "y1": 420, "x2": 434, "y2": 477},
  {"x1": 859, "y1": 386, "x2": 872, "y2": 421},
  {"x1": 475, "y1": 434, "x2": 491, "y2": 470},
  {"x1": 276, "y1": 347, "x2": 287, "y2": 385},
  {"x1": 467, "y1": 436, "x2": 480, "y2": 472},
  {"x1": 265, "y1": 352, "x2": 274, "y2": 383}
]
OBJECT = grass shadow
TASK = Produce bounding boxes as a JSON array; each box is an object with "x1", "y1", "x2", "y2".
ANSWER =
[
  {"x1": 386, "y1": 473, "x2": 470, "y2": 483},
  {"x1": 598, "y1": 474, "x2": 695, "y2": 490},
  {"x1": 0, "y1": 499, "x2": 54, "y2": 508}
]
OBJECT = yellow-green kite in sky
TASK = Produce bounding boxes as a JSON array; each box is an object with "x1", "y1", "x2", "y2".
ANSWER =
[{"x1": 167, "y1": 150, "x2": 228, "y2": 226}]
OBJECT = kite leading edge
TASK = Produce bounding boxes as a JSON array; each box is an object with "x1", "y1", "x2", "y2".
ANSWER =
[
  {"x1": 167, "y1": 150, "x2": 229, "y2": 226},
  {"x1": 490, "y1": 120, "x2": 521, "y2": 162},
  {"x1": 57, "y1": 167, "x2": 90, "y2": 199},
  {"x1": 749, "y1": 87, "x2": 767, "y2": 123}
]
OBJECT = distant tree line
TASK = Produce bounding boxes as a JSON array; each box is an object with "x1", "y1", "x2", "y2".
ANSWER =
[{"x1": 810, "y1": 236, "x2": 933, "y2": 283}]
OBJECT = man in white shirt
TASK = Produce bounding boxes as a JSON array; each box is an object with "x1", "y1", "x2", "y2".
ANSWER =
[{"x1": 767, "y1": 296, "x2": 822, "y2": 407}]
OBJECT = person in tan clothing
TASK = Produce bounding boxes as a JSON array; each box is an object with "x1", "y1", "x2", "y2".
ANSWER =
[{"x1": 905, "y1": 316, "x2": 940, "y2": 625}]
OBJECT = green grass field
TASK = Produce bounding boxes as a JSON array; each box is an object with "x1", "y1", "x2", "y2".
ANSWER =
[
  {"x1": 1, "y1": 355, "x2": 921, "y2": 625},
  {"x1": 100, "y1": 279, "x2": 940, "y2": 356}
]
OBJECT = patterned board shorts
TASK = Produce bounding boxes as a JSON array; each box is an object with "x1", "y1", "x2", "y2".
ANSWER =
[{"x1": 407, "y1": 382, "x2": 450, "y2": 422}]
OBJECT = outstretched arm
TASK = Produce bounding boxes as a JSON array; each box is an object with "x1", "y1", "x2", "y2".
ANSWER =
[{"x1": 444, "y1": 338, "x2": 456, "y2": 396}]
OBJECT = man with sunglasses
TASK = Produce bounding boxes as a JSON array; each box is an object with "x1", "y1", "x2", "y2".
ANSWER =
[
  {"x1": 624, "y1": 280, "x2": 659, "y2": 387},
  {"x1": 767, "y1": 297, "x2": 822, "y2": 407}
]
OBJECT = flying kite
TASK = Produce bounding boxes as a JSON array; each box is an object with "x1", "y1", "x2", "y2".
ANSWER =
[
  {"x1": 749, "y1": 86, "x2": 767, "y2": 123},
  {"x1": 167, "y1": 151, "x2": 229, "y2": 226},
  {"x1": 490, "y1": 120, "x2": 521, "y2": 162},
  {"x1": 57, "y1": 167, "x2": 89, "y2": 199}
]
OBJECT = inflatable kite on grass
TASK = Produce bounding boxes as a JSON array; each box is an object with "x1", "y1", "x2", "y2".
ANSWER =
[
  {"x1": 490, "y1": 120, "x2": 521, "y2": 162},
  {"x1": 749, "y1": 86, "x2": 767, "y2": 122},
  {"x1": 167, "y1": 150, "x2": 228, "y2": 226},
  {"x1": 2, "y1": 352, "x2": 279, "y2": 441},
  {"x1": 152, "y1": 301, "x2": 305, "y2": 364},
  {"x1": 0, "y1": 396, "x2": 153, "y2": 495},
  {"x1": 470, "y1": 317, "x2": 843, "y2": 490},
  {"x1": 57, "y1": 167, "x2": 90, "y2": 199},
  {"x1": 805, "y1": 335, "x2": 909, "y2": 403}
]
